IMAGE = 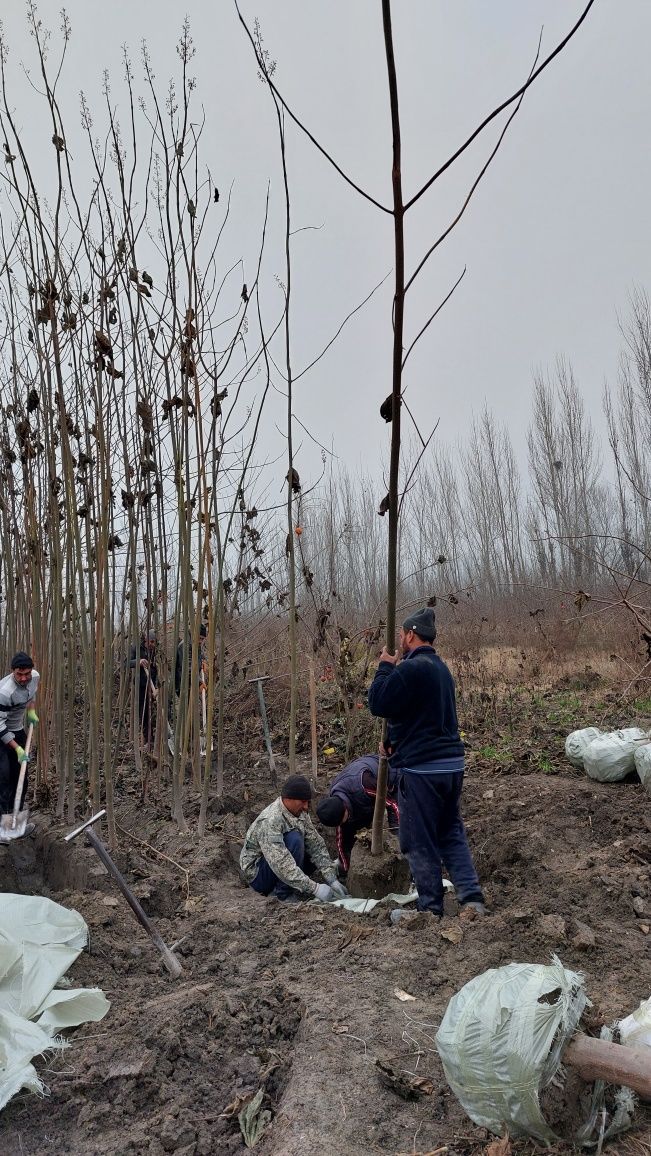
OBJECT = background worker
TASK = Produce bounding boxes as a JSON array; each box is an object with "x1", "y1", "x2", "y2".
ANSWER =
[
  {"x1": 368, "y1": 607, "x2": 485, "y2": 922},
  {"x1": 0, "y1": 651, "x2": 39, "y2": 836},
  {"x1": 240, "y1": 775, "x2": 348, "y2": 903},
  {"x1": 175, "y1": 622, "x2": 208, "y2": 698},
  {"x1": 316, "y1": 752, "x2": 399, "y2": 876},
  {"x1": 130, "y1": 629, "x2": 158, "y2": 748}
]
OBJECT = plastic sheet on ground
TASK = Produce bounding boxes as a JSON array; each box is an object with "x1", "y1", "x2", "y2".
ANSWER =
[
  {"x1": 435, "y1": 955, "x2": 636, "y2": 1146},
  {"x1": 0, "y1": 893, "x2": 109, "y2": 1111},
  {"x1": 329, "y1": 878, "x2": 453, "y2": 915}
]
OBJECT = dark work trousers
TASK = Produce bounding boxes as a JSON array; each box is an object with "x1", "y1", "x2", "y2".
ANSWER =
[
  {"x1": 250, "y1": 831, "x2": 307, "y2": 900},
  {"x1": 139, "y1": 674, "x2": 156, "y2": 747},
  {"x1": 0, "y1": 728, "x2": 28, "y2": 815},
  {"x1": 398, "y1": 770, "x2": 483, "y2": 914}
]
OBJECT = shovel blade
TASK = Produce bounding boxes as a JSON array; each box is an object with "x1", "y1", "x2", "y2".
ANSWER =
[
  {"x1": 0, "y1": 804, "x2": 30, "y2": 841},
  {"x1": 0, "y1": 809, "x2": 29, "y2": 841}
]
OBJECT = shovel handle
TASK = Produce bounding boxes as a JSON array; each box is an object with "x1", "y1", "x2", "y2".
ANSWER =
[
  {"x1": 11, "y1": 723, "x2": 33, "y2": 828},
  {"x1": 83, "y1": 826, "x2": 182, "y2": 979}
]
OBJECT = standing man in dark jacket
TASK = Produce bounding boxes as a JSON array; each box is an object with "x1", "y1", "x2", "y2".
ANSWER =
[
  {"x1": 367, "y1": 607, "x2": 485, "y2": 921},
  {"x1": 316, "y1": 753, "x2": 400, "y2": 876}
]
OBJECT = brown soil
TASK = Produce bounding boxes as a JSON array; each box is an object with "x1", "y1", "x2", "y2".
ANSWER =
[
  {"x1": 1, "y1": 684, "x2": 651, "y2": 1155},
  {"x1": 345, "y1": 835, "x2": 411, "y2": 899}
]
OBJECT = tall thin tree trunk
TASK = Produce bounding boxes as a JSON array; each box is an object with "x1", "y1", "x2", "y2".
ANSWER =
[{"x1": 372, "y1": 0, "x2": 404, "y2": 853}]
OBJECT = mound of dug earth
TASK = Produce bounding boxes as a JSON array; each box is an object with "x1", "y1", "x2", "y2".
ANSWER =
[{"x1": 2, "y1": 764, "x2": 651, "y2": 1155}]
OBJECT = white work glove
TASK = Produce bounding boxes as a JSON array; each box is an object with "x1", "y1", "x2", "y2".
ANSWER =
[
  {"x1": 313, "y1": 882, "x2": 334, "y2": 903},
  {"x1": 329, "y1": 879, "x2": 349, "y2": 899}
]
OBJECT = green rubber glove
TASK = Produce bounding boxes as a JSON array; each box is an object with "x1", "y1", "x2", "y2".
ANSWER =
[
  {"x1": 14, "y1": 745, "x2": 28, "y2": 763},
  {"x1": 26, "y1": 708, "x2": 39, "y2": 725}
]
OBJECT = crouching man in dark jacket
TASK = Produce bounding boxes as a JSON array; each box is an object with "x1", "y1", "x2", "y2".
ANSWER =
[
  {"x1": 240, "y1": 775, "x2": 348, "y2": 903},
  {"x1": 368, "y1": 608, "x2": 485, "y2": 922},
  {"x1": 316, "y1": 753, "x2": 399, "y2": 876}
]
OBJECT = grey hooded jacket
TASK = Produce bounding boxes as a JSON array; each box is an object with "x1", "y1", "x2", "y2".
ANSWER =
[{"x1": 0, "y1": 670, "x2": 39, "y2": 744}]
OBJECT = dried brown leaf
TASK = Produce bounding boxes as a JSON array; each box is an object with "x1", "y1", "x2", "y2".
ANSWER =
[
  {"x1": 440, "y1": 925, "x2": 463, "y2": 944},
  {"x1": 218, "y1": 1091, "x2": 254, "y2": 1120},
  {"x1": 485, "y1": 1134, "x2": 511, "y2": 1156}
]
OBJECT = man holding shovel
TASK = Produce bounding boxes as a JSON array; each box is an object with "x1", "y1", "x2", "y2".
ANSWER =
[{"x1": 0, "y1": 652, "x2": 39, "y2": 839}]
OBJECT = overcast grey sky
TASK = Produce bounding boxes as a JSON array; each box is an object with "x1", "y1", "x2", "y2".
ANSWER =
[{"x1": 1, "y1": 1, "x2": 648, "y2": 486}]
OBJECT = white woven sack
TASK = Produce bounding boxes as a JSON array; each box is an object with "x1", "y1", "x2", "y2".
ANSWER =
[
  {"x1": 583, "y1": 728, "x2": 647, "y2": 782},
  {"x1": 565, "y1": 727, "x2": 602, "y2": 768},
  {"x1": 618, "y1": 995, "x2": 651, "y2": 1052},
  {"x1": 634, "y1": 744, "x2": 651, "y2": 795},
  {"x1": 435, "y1": 957, "x2": 637, "y2": 1143},
  {"x1": 435, "y1": 957, "x2": 588, "y2": 1143}
]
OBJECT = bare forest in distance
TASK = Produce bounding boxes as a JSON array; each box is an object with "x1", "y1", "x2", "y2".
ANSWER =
[{"x1": 0, "y1": 9, "x2": 649, "y2": 842}]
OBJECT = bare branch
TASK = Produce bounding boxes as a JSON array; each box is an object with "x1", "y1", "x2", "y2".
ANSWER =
[
  {"x1": 404, "y1": 35, "x2": 541, "y2": 295},
  {"x1": 404, "y1": 1, "x2": 596, "y2": 212},
  {"x1": 234, "y1": 1, "x2": 392, "y2": 215},
  {"x1": 402, "y1": 266, "x2": 466, "y2": 371}
]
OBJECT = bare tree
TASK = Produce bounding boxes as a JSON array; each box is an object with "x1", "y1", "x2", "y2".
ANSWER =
[
  {"x1": 238, "y1": 0, "x2": 596, "y2": 851},
  {"x1": 462, "y1": 410, "x2": 526, "y2": 594},
  {"x1": 528, "y1": 360, "x2": 603, "y2": 586},
  {"x1": 0, "y1": 11, "x2": 277, "y2": 839}
]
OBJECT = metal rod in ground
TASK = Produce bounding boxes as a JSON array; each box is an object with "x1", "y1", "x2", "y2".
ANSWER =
[
  {"x1": 65, "y1": 812, "x2": 182, "y2": 979},
  {"x1": 248, "y1": 676, "x2": 276, "y2": 786},
  {"x1": 308, "y1": 656, "x2": 318, "y2": 781}
]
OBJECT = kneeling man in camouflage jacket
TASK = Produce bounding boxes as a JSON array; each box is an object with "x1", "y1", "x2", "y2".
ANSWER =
[{"x1": 240, "y1": 775, "x2": 348, "y2": 903}]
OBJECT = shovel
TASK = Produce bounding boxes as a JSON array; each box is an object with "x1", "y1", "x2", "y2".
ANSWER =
[
  {"x1": 0, "y1": 723, "x2": 34, "y2": 841},
  {"x1": 199, "y1": 682, "x2": 212, "y2": 759}
]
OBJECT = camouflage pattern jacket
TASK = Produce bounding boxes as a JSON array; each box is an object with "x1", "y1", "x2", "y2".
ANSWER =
[{"x1": 240, "y1": 798, "x2": 336, "y2": 896}]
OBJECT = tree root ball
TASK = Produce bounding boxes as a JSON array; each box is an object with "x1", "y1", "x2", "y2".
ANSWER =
[{"x1": 346, "y1": 839, "x2": 411, "y2": 900}]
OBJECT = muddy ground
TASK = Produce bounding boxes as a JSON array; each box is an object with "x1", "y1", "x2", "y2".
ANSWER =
[{"x1": 1, "y1": 673, "x2": 651, "y2": 1156}]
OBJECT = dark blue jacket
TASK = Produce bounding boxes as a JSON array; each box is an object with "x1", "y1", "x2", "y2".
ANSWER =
[
  {"x1": 367, "y1": 646, "x2": 463, "y2": 770},
  {"x1": 330, "y1": 754, "x2": 399, "y2": 820},
  {"x1": 329, "y1": 753, "x2": 400, "y2": 874}
]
